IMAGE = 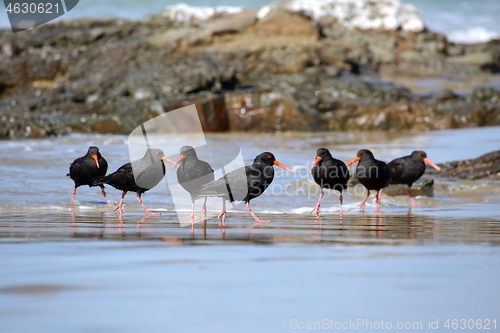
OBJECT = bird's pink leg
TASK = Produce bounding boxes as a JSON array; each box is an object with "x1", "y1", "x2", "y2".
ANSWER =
[
  {"x1": 246, "y1": 202, "x2": 270, "y2": 225},
  {"x1": 407, "y1": 187, "x2": 417, "y2": 207},
  {"x1": 339, "y1": 192, "x2": 344, "y2": 216},
  {"x1": 201, "y1": 197, "x2": 208, "y2": 216},
  {"x1": 217, "y1": 199, "x2": 227, "y2": 226},
  {"x1": 137, "y1": 195, "x2": 160, "y2": 217},
  {"x1": 375, "y1": 189, "x2": 383, "y2": 213},
  {"x1": 117, "y1": 214, "x2": 123, "y2": 234},
  {"x1": 311, "y1": 189, "x2": 324, "y2": 217},
  {"x1": 70, "y1": 187, "x2": 77, "y2": 202},
  {"x1": 187, "y1": 200, "x2": 196, "y2": 219},
  {"x1": 358, "y1": 190, "x2": 370, "y2": 210},
  {"x1": 100, "y1": 186, "x2": 110, "y2": 204},
  {"x1": 114, "y1": 191, "x2": 127, "y2": 215},
  {"x1": 217, "y1": 200, "x2": 227, "y2": 236}
]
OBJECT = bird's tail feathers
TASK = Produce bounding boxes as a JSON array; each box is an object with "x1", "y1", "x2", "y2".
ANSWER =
[
  {"x1": 191, "y1": 185, "x2": 223, "y2": 201},
  {"x1": 91, "y1": 175, "x2": 108, "y2": 187}
]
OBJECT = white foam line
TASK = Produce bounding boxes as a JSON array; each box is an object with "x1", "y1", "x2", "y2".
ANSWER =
[
  {"x1": 162, "y1": 3, "x2": 242, "y2": 22},
  {"x1": 447, "y1": 27, "x2": 500, "y2": 44},
  {"x1": 260, "y1": 0, "x2": 425, "y2": 32},
  {"x1": 162, "y1": 0, "x2": 424, "y2": 32}
]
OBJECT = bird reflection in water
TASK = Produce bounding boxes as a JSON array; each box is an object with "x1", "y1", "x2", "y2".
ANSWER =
[
  {"x1": 358, "y1": 213, "x2": 385, "y2": 239},
  {"x1": 70, "y1": 211, "x2": 105, "y2": 240},
  {"x1": 190, "y1": 218, "x2": 208, "y2": 239},
  {"x1": 135, "y1": 215, "x2": 152, "y2": 238},
  {"x1": 376, "y1": 214, "x2": 384, "y2": 239}
]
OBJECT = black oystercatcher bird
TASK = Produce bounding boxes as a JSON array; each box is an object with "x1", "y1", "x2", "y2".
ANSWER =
[
  {"x1": 346, "y1": 149, "x2": 390, "y2": 213},
  {"x1": 192, "y1": 152, "x2": 292, "y2": 225},
  {"x1": 174, "y1": 146, "x2": 215, "y2": 218},
  {"x1": 388, "y1": 150, "x2": 441, "y2": 207},
  {"x1": 67, "y1": 146, "x2": 109, "y2": 204},
  {"x1": 310, "y1": 148, "x2": 350, "y2": 216},
  {"x1": 93, "y1": 148, "x2": 174, "y2": 216}
]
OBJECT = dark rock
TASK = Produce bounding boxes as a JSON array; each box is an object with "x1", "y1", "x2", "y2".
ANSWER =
[
  {"x1": 207, "y1": 8, "x2": 258, "y2": 35},
  {"x1": 147, "y1": 26, "x2": 212, "y2": 49},
  {"x1": 224, "y1": 90, "x2": 320, "y2": 132},
  {"x1": 247, "y1": 10, "x2": 318, "y2": 38},
  {"x1": 446, "y1": 52, "x2": 496, "y2": 70},
  {"x1": 195, "y1": 96, "x2": 230, "y2": 132},
  {"x1": 1, "y1": 8, "x2": 500, "y2": 139},
  {"x1": 91, "y1": 116, "x2": 128, "y2": 134},
  {"x1": 471, "y1": 86, "x2": 500, "y2": 103},
  {"x1": 433, "y1": 150, "x2": 500, "y2": 180},
  {"x1": 384, "y1": 178, "x2": 434, "y2": 197},
  {"x1": 0, "y1": 113, "x2": 71, "y2": 139},
  {"x1": 436, "y1": 89, "x2": 458, "y2": 102}
]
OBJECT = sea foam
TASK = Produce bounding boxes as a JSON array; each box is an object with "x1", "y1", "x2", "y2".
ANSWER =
[
  {"x1": 163, "y1": 0, "x2": 425, "y2": 32},
  {"x1": 447, "y1": 26, "x2": 500, "y2": 44},
  {"x1": 259, "y1": 0, "x2": 425, "y2": 32},
  {"x1": 162, "y1": 3, "x2": 243, "y2": 22}
]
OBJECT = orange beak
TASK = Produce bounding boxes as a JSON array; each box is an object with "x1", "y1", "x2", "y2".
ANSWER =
[
  {"x1": 172, "y1": 154, "x2": 185, "y2": 168},
  {"x1": 162, "y1": 156, "x2": 175, "y2": 166},
  {"x1": 274, "y1": 160, "x2": 292, "y2": 172},
  {"x1": 345, "y1": 156, "x2": 360, "y2": 167},
  {"x1": 310, "y1": 156, "x2": 322, "y2": 170},
  {"x1": 423, "y1": 157, "x2": 441, "y2": 171},
  {"x1": 92, "y1": 154, "x2": 100, "y2": 168}
]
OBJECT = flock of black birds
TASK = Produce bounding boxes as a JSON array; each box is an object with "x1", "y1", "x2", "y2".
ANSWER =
[
  {"x1": 67, "y1": 145, "x2": 441, "y2": 224},
  {"x1": 310, "y1": 148, "x2": 440, "y2": 216}
]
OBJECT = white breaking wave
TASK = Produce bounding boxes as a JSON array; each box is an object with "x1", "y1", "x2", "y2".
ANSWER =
[
  {"x1": 290, "y1": 202, "x2": 372, "y2": 214},
  {"x1": 447, "y1": 26, "x2": 500, "y2": 44},
  {"x1": 258, "y1": 0, "x2": 425, "y2": 32},
  {"x1": 162, "y1": 0, "x2": 424, "y2": 32},
  {"x1": 162, "y1": 3, "x2": 243, "y2": 22},
  {"x1": 1, "y1": 0, "x2": 497, "y2": 44}
]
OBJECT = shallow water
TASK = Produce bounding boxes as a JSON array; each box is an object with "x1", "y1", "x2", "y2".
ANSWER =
[
  {"x1": 1, "y1": 127, "x2": 500, "y2": 332},
  {"x1": 2, "y1": 126, "x2": 500, "y2": 214}
]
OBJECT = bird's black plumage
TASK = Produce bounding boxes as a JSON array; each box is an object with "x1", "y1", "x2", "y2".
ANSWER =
[
  {"x1": 353, "y1": 149, "x2": 390, "y2": 191},
  {"x1": 389, "y1": 151, "x2": 429, "y2": 186},
  {"x1": 346, "y1": 149, "x2": 390, "y2": 212},
  {"x1": 311, "y1": 148, "x2": 350, "y2": 192},
  {"x1": 67, "y1": 146, "x2": 109, "y2": 203},
  {"x1": 176, "y1": 146, "x2": 215, "y2": 196},
  {"x1": 192, "y1": 152, "x2": 291, "y2": 224},
  {"x1": 93, "y1": 148, "x2": 170, "y2": 215},
  {"x1": 388, "y1": 150, "x2": 440, "y2": 206},
  {"x1": 175, "y1": 146, "x2": 215, "y2": 217},
  {"x1": 310, "y1": 148, "x2": 350, "y2": 216},
  {"x1": 192, "y1": 152, "x2": 276, "y2": 203}
]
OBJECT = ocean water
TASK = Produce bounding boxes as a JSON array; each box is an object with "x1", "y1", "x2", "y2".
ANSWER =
[
  {"x1": 410, "y1": 0, "x2": 500, "y2": 43},
  {"x1": 1, "y1": 126, "x2": 499, "y2": 216},
  {"x1": 1, "y1": 0, "x2": 499, "y2": 44}
]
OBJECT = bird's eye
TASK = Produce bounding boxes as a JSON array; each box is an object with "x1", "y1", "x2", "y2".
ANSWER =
[
  {"x1": 418, "y1": 153, "x2": 422, "y2": 157},
  {"x1": 322, "y1": 151, "x2": 326, "y2": 155},
  {"x1": 362, "y1": 152, "x2": 366, "y2": 156},
  {"x1": 267, "y1": 155, "x2": 272, "y2": 159}
]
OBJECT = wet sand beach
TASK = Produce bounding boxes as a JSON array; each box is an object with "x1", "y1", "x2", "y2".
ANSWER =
[{"x1": 2, "y1": 0, "x2": 500, "y2": 330}]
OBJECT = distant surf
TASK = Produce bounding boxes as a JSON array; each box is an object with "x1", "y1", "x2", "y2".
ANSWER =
[{"x1": 0, "y1": 0, "x2": 498, "y2": 43}]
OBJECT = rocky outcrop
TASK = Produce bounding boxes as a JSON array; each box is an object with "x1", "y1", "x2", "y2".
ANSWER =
[
  {"x1": 0, "y1": 5, "x2": 499, "y2": 139},
  {"x1": 433, "y1": 150, "x2": 500, "y2": 180},
  {"x1": 382, "y1": 178, "x2": 434, "y2": 197}
]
